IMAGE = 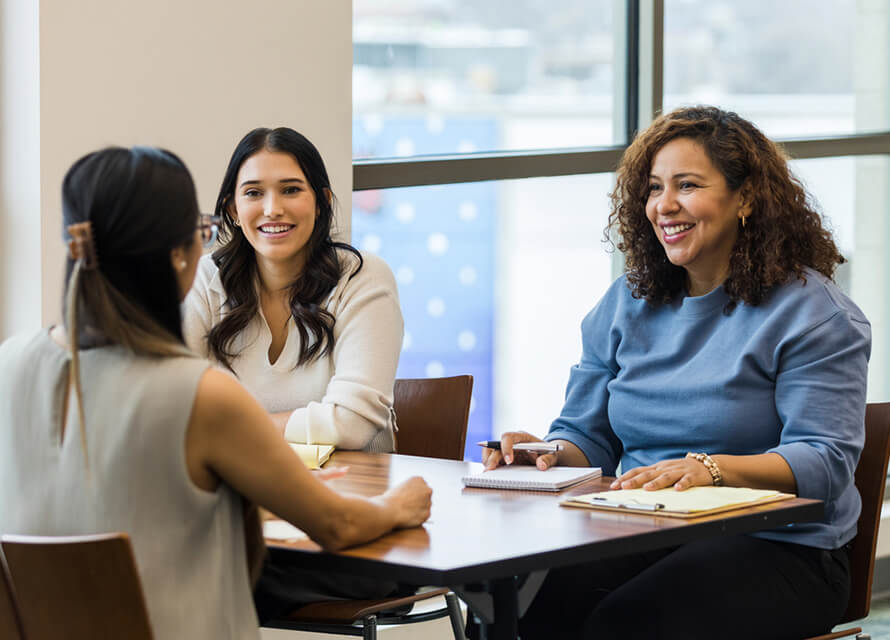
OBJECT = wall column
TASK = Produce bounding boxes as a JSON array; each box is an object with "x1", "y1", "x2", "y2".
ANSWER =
[{"x1": 0, "y1": 0, "x2": 352, "y2": 340}]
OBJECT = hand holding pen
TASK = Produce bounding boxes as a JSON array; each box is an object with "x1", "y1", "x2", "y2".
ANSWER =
[{"x1": 480, "y1": 431, "x2": 562, "y2": 470}]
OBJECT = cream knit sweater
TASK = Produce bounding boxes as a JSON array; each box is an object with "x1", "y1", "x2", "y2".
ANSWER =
[{"x1": 183, "y1": 250, "x2": 402, "y2": 452}]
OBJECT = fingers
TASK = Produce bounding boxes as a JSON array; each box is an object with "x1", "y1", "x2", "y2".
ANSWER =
[
  {"x1": 672, "y1": 472, "x2": 699, "y2": 491},
  {"x1": 536, "y1": 453, "x2": 558, "y2": 470},
  {"x1": 314, "y1": 466, "x2": 349, "y2": 482},
  {"x1": 482, "y1": 447, "x2": 504, "y2": 470},
  {"x1": 610, "y1": 459, "x2": 713, "y2": 490},
  {"x1": 610, "y1": 466, "x2": 648, "y2": 489},
  {"x1": 407, "y1": 476, "x2": 433, "y2": 526},
  {"x1": 482, "y1": 431, "x2": 542, "y2": 469},
  {"x1": 499, "y1": 432, "x2": 520, "y2": 465},
  {"x1": 499, "y1": 431, "x2": 543, "y2": 465}
]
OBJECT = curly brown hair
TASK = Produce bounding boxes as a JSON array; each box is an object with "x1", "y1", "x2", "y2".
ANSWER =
[{"x1": 607, "y1": 105, "x2": 844, "y2": 307}]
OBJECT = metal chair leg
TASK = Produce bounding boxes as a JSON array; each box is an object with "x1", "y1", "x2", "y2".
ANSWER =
[
  {"x1": 362, "y1": 614, "x2": 377, "y2": 640},
  {"x1": 445, "y1": 591, "x2": 466, "y2": 640}
]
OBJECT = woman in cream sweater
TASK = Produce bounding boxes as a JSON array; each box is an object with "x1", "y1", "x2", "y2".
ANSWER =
[{"x1": 184, "y1": 127, "x2": 401, "y2": 452}]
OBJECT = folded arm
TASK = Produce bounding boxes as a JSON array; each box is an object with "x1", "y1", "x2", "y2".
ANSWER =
[{"x1": 284, "y1": 257, "x2": 403, "y2": 449}]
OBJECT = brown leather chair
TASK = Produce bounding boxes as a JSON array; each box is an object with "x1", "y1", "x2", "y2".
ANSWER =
[
  {"x1": 0, "y1": 548, "x2": 24, "y2": 640},
  {"x1": 264, "y1": 375, "x2": 474, "y2": 640},
  {"x1": 1, "y1": 532, "x2": 153, "y2": 640},
  {"x1": 805, "y1": 402, "x2": 890, "y2": 640},
  {"x1": 393, "y1": 375, "x2": 474, "y2": 460}
]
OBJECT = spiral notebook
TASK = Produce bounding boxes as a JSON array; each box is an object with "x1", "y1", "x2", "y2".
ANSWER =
[{"x1": 461, "y1": 466, "x2": 602, "y2": 492}]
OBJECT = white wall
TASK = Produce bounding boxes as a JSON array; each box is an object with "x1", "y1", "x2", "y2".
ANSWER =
[
  {"x1": 0, "y1": 0, "x2": 41, "y2": 339},
  {"x1": 0, "y1": 0, "x2": 352, "y2": 338}
]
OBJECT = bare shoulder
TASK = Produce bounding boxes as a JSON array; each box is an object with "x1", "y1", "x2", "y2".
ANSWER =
[{"x1": 192, "y1": 366, "x2": 259, "y2": 424}]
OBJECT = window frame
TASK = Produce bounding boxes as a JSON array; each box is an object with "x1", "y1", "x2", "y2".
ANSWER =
[{"x1": 353, "y1": 0, "x2": 890, "y2": 190}]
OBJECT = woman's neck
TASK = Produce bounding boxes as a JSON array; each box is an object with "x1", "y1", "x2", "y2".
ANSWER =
[
  {"x1": 686, "y1": 274, "x2": 726, "y2": 298},
  {"x1": 255, "y1": 254, "x2": 304, "y2": 297},
  {"x1": 685, "y1": 267, "x2": 728, "y2": 297}
]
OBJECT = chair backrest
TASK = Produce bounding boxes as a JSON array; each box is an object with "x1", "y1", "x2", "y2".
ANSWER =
[
  {"x1": 0, "y1": 550, "x2": 24, "y2": 640},
  {"x1": 393, "y1": 375, "x2": 473, "y2": 460},
  {"x1": 841, "y1": 402, "x2": 890, "y2": 623},
  {"x1": 1, "y1": 532, "x2": 154, "y2": 640}
]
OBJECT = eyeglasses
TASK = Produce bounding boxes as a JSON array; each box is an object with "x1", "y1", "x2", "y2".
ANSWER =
[{"x1": 199, "y1": 214, "x2": 221, "y2": 248}]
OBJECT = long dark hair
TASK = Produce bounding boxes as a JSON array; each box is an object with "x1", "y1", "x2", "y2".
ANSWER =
[
  {"x1": 61, "y1": 146, "x2": 199, "y2": 464},
  {"x1": 207, "y1": 127, "x2": 361, "y2": 370},
  {"x1": 608, "y1": 105, "x2": 844, "y2": 308},
  {"x1": 62, "y1": 146, "x2": 199, "y2": 350}
]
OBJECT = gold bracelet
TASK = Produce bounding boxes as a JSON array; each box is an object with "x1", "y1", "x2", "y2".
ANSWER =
[{"x1": 686, "y1": 452, "x2": 723, "y2": 486}]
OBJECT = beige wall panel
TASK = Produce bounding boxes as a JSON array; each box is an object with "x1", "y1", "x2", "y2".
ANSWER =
[{"x1": 25, "y1": 0, "x2": 351, "y2": 329}]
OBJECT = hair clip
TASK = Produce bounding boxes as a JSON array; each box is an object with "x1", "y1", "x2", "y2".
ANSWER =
[{"x1": 67, "y1": 222, "x2": 98, "y2": 270}]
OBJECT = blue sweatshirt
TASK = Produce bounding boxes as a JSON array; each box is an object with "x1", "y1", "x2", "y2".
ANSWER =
[{"x1": 546, "y1": 269, "x2": 871, "y2": 549}]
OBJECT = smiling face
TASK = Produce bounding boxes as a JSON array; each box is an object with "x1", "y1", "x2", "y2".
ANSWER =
[
  {"x1": 231, "y1": 149, "x2": 318, "y2": 275},
  {"x1": 645, "y1": 137, "x2": 746, "y2": 296}
]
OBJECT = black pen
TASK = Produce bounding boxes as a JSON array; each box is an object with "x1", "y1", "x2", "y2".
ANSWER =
[{"x1": 477, "y1": 441, "x2": 563, "y2": 453}]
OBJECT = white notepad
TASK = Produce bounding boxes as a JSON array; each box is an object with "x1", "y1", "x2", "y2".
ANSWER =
[
  {"x1": 461, "y1": 466, "x2": 602, "y2": 492},
  {"x1": 262, "y1": 519, "x2": 309, "y2": 542}
]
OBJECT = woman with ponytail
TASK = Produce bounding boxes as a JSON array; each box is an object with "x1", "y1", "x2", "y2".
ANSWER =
[
  {"x1": 183, "y1": 127, "x2": 402, "y2": 452},
  {"x1": 0, "y1": 147, "x2": 431, "y2": 639}
]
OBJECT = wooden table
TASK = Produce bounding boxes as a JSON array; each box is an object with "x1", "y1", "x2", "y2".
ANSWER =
[{"x1": 268, "y1": 452, "x2": 823, "y2": 639}]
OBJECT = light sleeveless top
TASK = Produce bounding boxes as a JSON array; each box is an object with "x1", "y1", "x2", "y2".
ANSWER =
[{"x1": 0, "y1": 329, "x2": 259, "y2": 640}]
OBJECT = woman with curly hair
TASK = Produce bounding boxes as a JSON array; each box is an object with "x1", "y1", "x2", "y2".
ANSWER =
[{"x1": 481, "y1": 106, "x2": 870, "y2": 639}]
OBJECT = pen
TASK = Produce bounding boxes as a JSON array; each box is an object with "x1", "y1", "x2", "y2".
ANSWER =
[
  {"x1": 590, "y1": 496, "x2": 665, "y2": 512},
  {"x1": 476, "y1": 441, "x2": 564, "y2": 453}
]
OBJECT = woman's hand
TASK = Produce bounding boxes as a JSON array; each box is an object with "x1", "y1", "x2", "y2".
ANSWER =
[
  {"x1": 610, "y1": 456, "x2": 713, "y2": 491},
  {"x1": 313, "y1": 466, "x2": 349, "y2": 482},
  {"x1": 379, "y1": 476, "x2": 433, "y2": 529},
  {"x1": 482, "y1": 431, "x2": 559, "y2": 471}
]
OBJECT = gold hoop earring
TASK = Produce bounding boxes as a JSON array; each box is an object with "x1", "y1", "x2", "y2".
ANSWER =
[{"x1": 741, "y1": 215, "x2": 747, "y2": 229}]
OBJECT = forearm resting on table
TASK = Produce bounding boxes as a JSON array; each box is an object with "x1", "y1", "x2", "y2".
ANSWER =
[
  {"x1": 256, "y1": 461, "x2": 408, "y2": 551},
  {"x1": 283, "y1": 403, "x2": 384, "y2": 449},
  {"x1": 308, "y1": 492, "x2": 402, "y2": 552},
  {"x1": 711, "y1": 452, "x2": 797, "y2": 494}
]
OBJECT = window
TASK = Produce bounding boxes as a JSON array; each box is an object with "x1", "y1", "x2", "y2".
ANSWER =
[
  {"x1": 353, "y1": 174, "x2": 614, "y2": 447},
  {"x1": 792, "y1": 155, "x2": 890, "y2": 402},
  {"x1": 354, "y1": 1, "x2": 890, "y2": 460},
  {"x1": 354, "y1": 0, "x2": 619, "y2": 158},
  {"x1": 663, "y1": 0, "x2": 870, "y2": 138}
]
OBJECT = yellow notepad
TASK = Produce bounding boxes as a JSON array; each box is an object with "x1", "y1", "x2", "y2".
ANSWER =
[
  {"x1": 561, "y1": 486, "x2": 794, "y2": 518},
  {"x1": 288, "y1": 443, "x2": 335, "y2": 469}
]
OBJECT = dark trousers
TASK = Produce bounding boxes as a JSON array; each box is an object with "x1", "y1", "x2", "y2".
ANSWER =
[
  {"x1": 253, "y1": 546, "x2": 408, "y2": 624},
  {"x1": 514, "y1": 535, "x2": 850, "y2": 640}
]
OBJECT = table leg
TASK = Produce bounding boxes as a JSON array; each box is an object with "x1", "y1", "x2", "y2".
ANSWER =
[
  {"x1": 457, "y1": 571, "x2": 547, "y2": 640},
  {"x1": 486, "y1": 576, "x2": 519, "y2": 640}
]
